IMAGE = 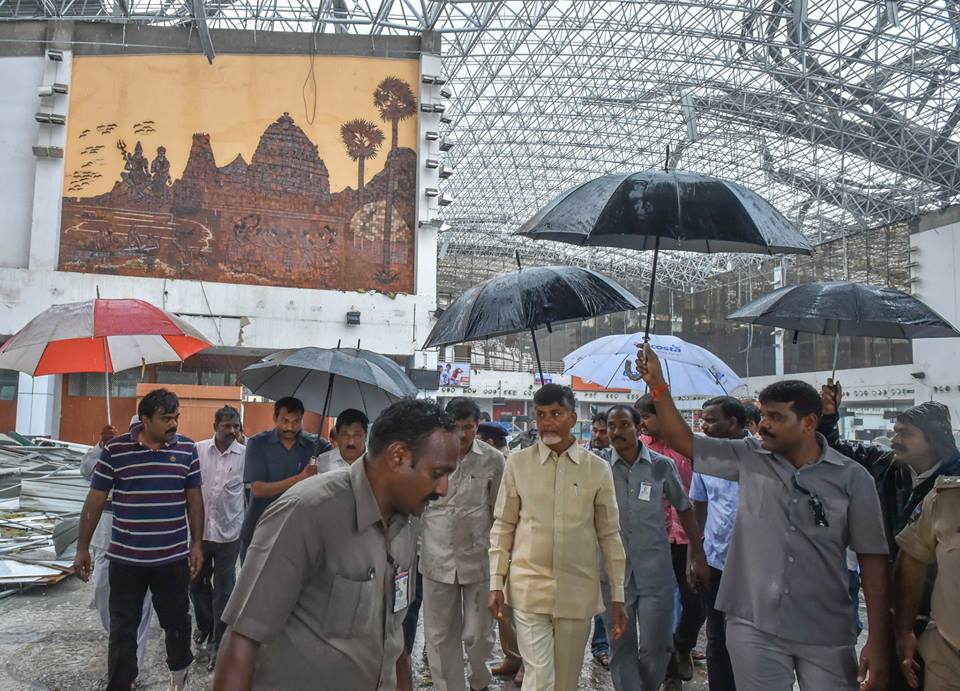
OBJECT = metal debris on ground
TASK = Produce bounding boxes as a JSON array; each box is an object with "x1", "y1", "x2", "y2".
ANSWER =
[{"x1": 0, "y1": 434, "x2": 89, "y2": 594}]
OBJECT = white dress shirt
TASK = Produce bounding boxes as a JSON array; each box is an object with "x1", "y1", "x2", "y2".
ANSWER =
[
  {"x1": 315, "y1": 447, "x2": 352, "y2": 474},
  {"x1": 197, "y1": 437, "x2": 246, "y2": 543}
]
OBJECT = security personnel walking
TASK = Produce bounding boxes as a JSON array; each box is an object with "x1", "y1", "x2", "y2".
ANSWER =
[
  {"x1": 420, "y1": 398, "x2": 504, "y2": 691},
  {"x1": 895, "y1": 475, "x2": 960, "y2": 690},
  {"x1": 213, "y1": 399, "x2": 459, "y2": 691}
]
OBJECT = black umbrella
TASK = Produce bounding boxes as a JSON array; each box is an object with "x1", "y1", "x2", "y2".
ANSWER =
[
  {"x1": 727, "y1": 281, "x2": 960, "y2": 377},
  {"x1": 241, "y1": 345, "x2": 417, "y2": 452},
  {"x1": 519, "y1": 162, "x2": 813, "y2": 340},
  {"x1": 423, "y1": 259, "x2": 643, "y2": 381}
]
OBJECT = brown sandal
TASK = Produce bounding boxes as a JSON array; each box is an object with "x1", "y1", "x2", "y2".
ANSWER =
[{"x1": 593, "y1": 652, "x2": 610, "y2": 669}]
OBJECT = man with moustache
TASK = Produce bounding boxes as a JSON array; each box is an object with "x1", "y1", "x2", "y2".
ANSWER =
[
  {"x1": 634, "y1": 346, "x2": 892, "y2": 691},
  {"x1": 488, "y1": 384, "x2": 628, "y2": 691},
  {"x1": 820, "y1": 383, "x2": 960, "y2": 688},
  {"x1": 315, "y1": 409, "x2": 369, "y2": 473},
  {"x1": 213, "y1": 399, "x2": 459, "y2": 690},
  {"x1": 74, "y1": 389, "x2": 204, "y2": 691},
  {"x1": 634, "y1": 394, "x2": 704, "y2": 687},
  {"x1": 240, "y1": 397, "x2": 331, "y2": 561},
  {"x1": 191, "y1": 406, "x2": 246, "y2": 671},
  {"x1": 420, "y1": 398, "x2": 504, "y2": 691},
  {"x1": 79, "y1": 419, "x2": 155, "y2": 681},
  {"x1": 601, "y1": 405, "x2": 707, "y2": 691}
]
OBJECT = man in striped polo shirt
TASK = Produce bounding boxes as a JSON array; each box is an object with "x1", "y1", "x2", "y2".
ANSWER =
[{"x1": 74, "y1": 388, "x2": 205, "y2": 691}]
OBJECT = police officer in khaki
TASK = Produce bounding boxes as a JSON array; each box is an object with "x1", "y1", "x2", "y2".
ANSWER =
[
  {"x1": 895, "y1": 475, "x2": 960, "y2": 690},
  {"x1": 420, "y1": 398, "x2": 505, "y2": 691},
  {"x1": 212, "y1": 399, "x2": 459, "y2": 691}
]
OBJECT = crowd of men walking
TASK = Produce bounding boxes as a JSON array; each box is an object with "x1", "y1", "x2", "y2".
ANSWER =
[{"x1": 72, "y1": 342, "x2": 959, "y2": 691}]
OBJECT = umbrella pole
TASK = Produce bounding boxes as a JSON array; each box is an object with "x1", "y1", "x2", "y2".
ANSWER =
[
  {"x1": 318, "y1": 372, "x2": 335, "y2": 456},
  {"x1": 530, "y1": 328, "x2": 545, "y2": 385},
  {"x1": 517, "y1": 251, "x2": 546, "y2": 383},
  {"x1": 101, "y1": 339, "x2": 112, "y2": 426},
  {"x1": 643, "y1": 235, "x2": 661, "y2": 341}
]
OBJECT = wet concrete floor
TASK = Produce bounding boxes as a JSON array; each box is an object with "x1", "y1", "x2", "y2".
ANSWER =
[{"x1": 6, "y1": 576, "x2": 871, "y2": 690}]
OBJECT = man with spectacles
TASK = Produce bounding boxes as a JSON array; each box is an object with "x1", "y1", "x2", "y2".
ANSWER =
[
  {"x1": 420, "y1": 397, "x2": 505, "y2": 691},
  {"x1": 633, "y1": 344, "x2": 892, "y2": 691}
]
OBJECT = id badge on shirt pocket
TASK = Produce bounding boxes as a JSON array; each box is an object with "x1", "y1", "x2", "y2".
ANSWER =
[
  {"x1": 638, "y1": 481, "x2": 653, "y2": 502},
  {"x1": 393, "y1": 569, "x2": 410, "y2": 613}
]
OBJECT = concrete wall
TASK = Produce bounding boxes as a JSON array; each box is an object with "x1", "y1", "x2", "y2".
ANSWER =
[
  {"x1": 0, "y1": 55, "x2": 45, "y2": 270},
  {"x1": 0, "y1": 28, "x2": 438, "y2": 360},
  {"x1": 908, "y1": 209, "x2": 960, "y2": 423}
]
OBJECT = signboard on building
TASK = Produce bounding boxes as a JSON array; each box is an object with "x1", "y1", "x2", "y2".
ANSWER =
[{"x1": 438, "y1": 362, "x2": 471, "y2": 387}]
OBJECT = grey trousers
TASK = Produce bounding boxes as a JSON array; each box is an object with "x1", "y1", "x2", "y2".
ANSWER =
[
  {"x1": 726, "y1": 616, "x2": 858, "y2": 691},
  {"x1": 423, "y1": 575, "x2": 495, "y2": 691},
  {"x1": 601, "y1": 588, "x2": 673, "y2": 691}
]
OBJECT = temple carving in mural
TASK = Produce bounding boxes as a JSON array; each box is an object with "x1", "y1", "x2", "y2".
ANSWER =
[{"x1": 59, "y1": 63, "x2": 418, "y2": 294}]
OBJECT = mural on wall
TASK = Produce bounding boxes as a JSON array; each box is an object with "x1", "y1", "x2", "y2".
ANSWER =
[{"x1": 58, "y1": 55, "x2": 419, "y2": 293}]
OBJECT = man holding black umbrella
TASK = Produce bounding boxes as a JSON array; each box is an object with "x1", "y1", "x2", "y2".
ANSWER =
[
  {"x1": 240, "y1": 397, "x2": 331, "y2": 560},
  {"x1": 633, "y1": 345, "x2": 892, "y2": 691}
]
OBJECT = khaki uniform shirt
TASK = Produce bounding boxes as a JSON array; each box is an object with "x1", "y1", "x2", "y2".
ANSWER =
[
  {"x1": 420, "y1": 439, "x2": 504, "y2": 585},
  {"x1": 896, "y1": 475, "x2": 960, "y2": 650},
  {"x1": 693, "y1": 433, "x2": 888, "y2": 646},
  {"x1": 222, "y1": 456, "x2": 416, "y2": 690},
  {"x1": 489, "y1": 440, "x2": 626, "y2": 619}
]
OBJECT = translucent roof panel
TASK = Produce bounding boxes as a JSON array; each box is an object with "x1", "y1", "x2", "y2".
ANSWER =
[{"x1": 5, "y1": 0, "x2": 959, "y2": 287}]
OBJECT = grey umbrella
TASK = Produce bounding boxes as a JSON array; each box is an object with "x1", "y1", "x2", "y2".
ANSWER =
[
  {"x1": 727, "y1": 281, "x2": 960, "y2": 377},
  {"x1": 519, "y1": 161, "x2": 813, "y2": 340},
  {"x1": 240, "y1": 346, "x2": 417, "y2": 437}
]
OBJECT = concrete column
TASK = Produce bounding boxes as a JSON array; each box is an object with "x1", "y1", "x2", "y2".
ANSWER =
[
  {"x1": 28, "y1": 24, "x2": 73, "y2": 271},
  {"x1": 15, "y1": 373, "x2": 62, "y2": 438}
]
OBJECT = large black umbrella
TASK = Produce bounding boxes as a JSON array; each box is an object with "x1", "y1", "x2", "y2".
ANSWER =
[
  {"x1": 423, "y1": 261, "x2": 643, "y2": 380},
  {"x1": 241, "y1": 346, "x2": 417, "y2": 451},
  {"x1": 727, "y1": 281, "x2": 960, "y2": 377},
  {"x1": 519, "y1": 165, "x2": 813, "y2": 339}
]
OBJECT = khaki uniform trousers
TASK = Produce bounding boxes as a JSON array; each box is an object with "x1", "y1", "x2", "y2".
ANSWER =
[
  {"x1": 423, "y1": 575, "x2": 495, "y2": 691},
  {"x1": 919, "y1": 624, "x2": 960, "y2": 691},
  {"x1": 513, "y1": 609, "x2": 592, "y2": 691}
]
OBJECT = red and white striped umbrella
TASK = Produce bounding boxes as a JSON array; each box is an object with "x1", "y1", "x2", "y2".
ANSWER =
[{"x1": 0, "y1": 299, "x2": 212, "y2": 423}]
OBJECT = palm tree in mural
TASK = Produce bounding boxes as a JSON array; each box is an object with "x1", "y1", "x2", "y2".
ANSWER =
[
  {"x1": 373, "y1": 77, "x2": 416, "y2": 284},
  {"x1": 374, "y1": 77, "x2": 417, "y2": 150},
  {"x1": 340, "y1": 118, "x2": 385, "y2": 202}
]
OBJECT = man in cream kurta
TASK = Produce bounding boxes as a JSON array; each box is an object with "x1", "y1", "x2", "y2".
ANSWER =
[
  {"x1": 489, "y1": 384, "x2": 627, "y2": 691},
  {"x1": 421, "y1": 398, "x2": 504, "y2": 691}
]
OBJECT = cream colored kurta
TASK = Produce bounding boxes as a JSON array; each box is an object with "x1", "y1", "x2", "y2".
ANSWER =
[{"x1": 489, "y1": 439, "x2": 626, "y2": 619}]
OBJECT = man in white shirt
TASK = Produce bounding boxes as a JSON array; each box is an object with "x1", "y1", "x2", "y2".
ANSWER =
[
  {"x1": 314, "y1": 409, "x2": 369, "y2": 474},
  {"x1": 191, "y1": 406, "x2": 245, "y2": 670}
]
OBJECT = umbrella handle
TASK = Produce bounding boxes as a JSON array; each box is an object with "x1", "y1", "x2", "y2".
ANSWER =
[
  {"x1": 623, "y1": 357, "x2": 644, "y2": 382},
  {"x1": 642, "y1": 236, "x2": 661, "y2": 340}
]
